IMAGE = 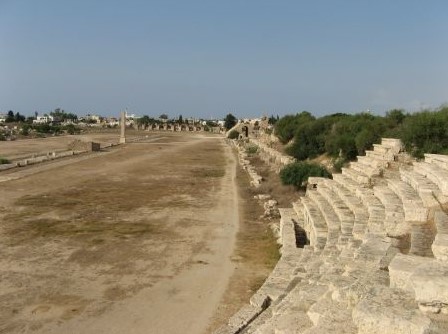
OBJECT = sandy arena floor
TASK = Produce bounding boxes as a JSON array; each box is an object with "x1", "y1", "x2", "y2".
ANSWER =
[{"x1": 0, "y1": 132, "x2": 248, "y2": 334}]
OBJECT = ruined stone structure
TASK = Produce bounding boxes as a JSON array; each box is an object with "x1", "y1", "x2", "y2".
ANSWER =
[
  {"x1": 68, "y1": 139, "x2": 101, "y2": 152},
  {"x1": 119, "y1": 111, "x2": 126, "y2": 144},
  {"x1": 218, "y1": 138, "x2": 448, "y2": 333},
  {"x1": 145, "y1": 123, "x2": 205, "y2": 132}
]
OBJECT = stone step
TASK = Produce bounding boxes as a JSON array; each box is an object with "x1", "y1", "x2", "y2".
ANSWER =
[
  {"x1": 366, "y1": 149, "x2": 389, "y2": 161},
  {"x1": 315, "y1": 183, "x2": 354, "y2": 239},
  {"x1": 400, "y1": 168, "x2": 443, "y2": 207},
  {"x1": 355, "y1": 187, "x2": 386, "y2": 236},
  {"x1": 432, "y1": 233, "x2": 448, "y2": 262},
  {"x1": 323, "y1": 178, "x2": 369, "y2": 240},
  {"x1": 409, "y1": 221, "x2": 436, "y2": 257},
  {"x1": 389, "y1": 253, "x2": 448, "y2": 314},
  {"x1": 372, "y1": 143, "x2": 390, "y2": 154},
  {"x1": 373, "y1": 185, "x2": 408, "y2": 238},
  {"x1": 352, "y1": 286, "x2": 432, "y2": 333},
  {"x1": 306, "y1": 189, "x2": 341, "y2": 250},
  {"x1": 424, "y1": 153, "x2": 448, "y2": 171},
  {"x1": 332, "y1": 173, "x2": 360, "y2": 193},
  {"x1": 414, "y1": 161, "x2": 448, "y2": 196},
  {"x1": 305, "y1": 296, "x2": 358, "y2": 333},
  {"x1": 278, "y1": 208, "x2": 301, "y2": 253},
  {"x1": 357, "y1": 155, "x2": 389, "y2": 169},
  {"x1": 301, "y1": 197, "x2": 328, "y2": 251},
  {"x1": 341, "y1": 167, "x2": 370, "y2": 185},
  {"x1": 387, "y1": 178, "x2": 429, "y2": 222},
  {"x1": 354, "y1": 234, "x2": 398, "y2": 269},
  {"x1": 381, "y1": 138, "x2": 403, "y2": 153},
  {"x1": 350, "y1": 161, "x2": 381, "y2": 178}
]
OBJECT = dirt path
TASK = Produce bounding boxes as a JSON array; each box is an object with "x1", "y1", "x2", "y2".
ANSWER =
[{"x1": 0, "y1": 134, "x2": 240, "y2": 334}]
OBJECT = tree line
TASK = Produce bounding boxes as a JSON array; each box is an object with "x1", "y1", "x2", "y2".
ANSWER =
[{"x1": 275, "y1": 106, "x2": 448, "y2": 161}]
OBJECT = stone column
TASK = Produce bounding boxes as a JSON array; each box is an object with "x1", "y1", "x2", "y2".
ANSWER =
[{"x1": 119, "y1": 111, "x2": 126, "y2": 144}]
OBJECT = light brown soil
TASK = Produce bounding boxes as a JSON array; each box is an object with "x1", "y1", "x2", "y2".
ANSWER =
[
  {"x1": 247, "y1": 155, "x2": 302, "y2": 206},
  {"x1": 206, "y1": 153, "x2": 281, "y2": 332},
  {"x1": 0, "y1": 132, "x2": 276, "y2": 334}
]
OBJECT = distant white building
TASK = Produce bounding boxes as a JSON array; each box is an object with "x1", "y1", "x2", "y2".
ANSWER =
[
  {"x1": 33, "y1": 115, "x2": 54, "y2": 124},
  {"x1": 0, "y1": 114, "x2": 6, "y2": 123}
]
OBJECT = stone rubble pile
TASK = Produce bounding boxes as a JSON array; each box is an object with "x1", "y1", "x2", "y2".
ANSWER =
[{"x1": 217, "y1": 138, "x2": 448, "y2": 334}]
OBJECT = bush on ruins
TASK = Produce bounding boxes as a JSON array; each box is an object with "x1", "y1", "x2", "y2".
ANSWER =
[{"x1": 279, "y1": 162, "x2": 331, "y2": 190}]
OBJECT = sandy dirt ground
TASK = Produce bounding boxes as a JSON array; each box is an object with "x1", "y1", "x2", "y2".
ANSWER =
[
  {"x1": 0, "y1": 133, "x2": 245, "y2": 334},
  {"x1": 0, "y1": 132, "x2": 130, "y2": 161}
]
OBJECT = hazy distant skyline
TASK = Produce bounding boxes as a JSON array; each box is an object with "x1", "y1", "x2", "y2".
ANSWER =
[{"x1": 1, "y1": 0, "x2": 447, "y2": 119}]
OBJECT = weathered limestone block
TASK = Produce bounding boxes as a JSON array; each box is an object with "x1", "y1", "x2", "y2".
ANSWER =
[
  {"x1": 352, "y1": 286, "x2": 432, "y2": 334},
  {"x1": 351, "y1": 161, "x2": 380, "y2": 178},
  {"x1": 357, "y1": 155, "x2": 389, "y2": 168},
  {"x1": 342, "y1": 167, "x2": 370, "y2": 184},
  {"x1": 301, "y1": 197, "x2": 327, "y2": 250},
  {"x1": 354, "y1": 234, "x2": 397, "y2": 269},
  {"x1": 434, "y1": 209, "x2": 448, "y2": 234},
  {"x1": 373, "y1": 186, "x2": 408, "y2": 237},
  {"x1": 227, "y1": 304, "x2": 264, "y2": 332},
  {"x1": 279, "y1": 208, "x2": 299, "y2": 252},
  {"x1": 414, "y1": 162, "x2": 448, "y2": 196},
  {"x1": 387, "y1": 179, "x2": 429, "y2": 222},
  {"x1": 389, "y1": 253, "x2": 427, "y2": 292},
  {"x1": 424, "y1": 153, "x2": 448, "y2": 171},
  {"x1": 306, "y1": 297, "x2": 358, "y2": 333},
  {"x1": 382, "y1": 137, "x2": 403, "y2": 154},
  {"x1": 432, "y1": 234, "x2": 448, "y2": 262},
  {"x1": 410, "y1": 260, "x2": 448, "y2": 307},
  {"x1": 253, "y1": 310, "x2": 311, "y2": 334}
]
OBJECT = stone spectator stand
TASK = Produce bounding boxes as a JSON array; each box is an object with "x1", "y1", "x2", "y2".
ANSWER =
[{"x1": 217, "y1": 138, "x2": 448, "y2": 334}]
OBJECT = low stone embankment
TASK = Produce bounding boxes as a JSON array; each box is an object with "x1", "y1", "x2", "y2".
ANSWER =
[{"x1": 218, "y1": 138, "x2": 448, "y2": 333}]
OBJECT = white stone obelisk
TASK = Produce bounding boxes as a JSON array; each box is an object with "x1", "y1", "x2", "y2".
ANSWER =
[{"x1": 119, "y1": 111, "x2": 126, "y2": 144}]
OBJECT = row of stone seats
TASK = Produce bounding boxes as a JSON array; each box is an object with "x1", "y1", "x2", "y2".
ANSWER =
[
  {"x1": 347, "y1": 138, "x2": 404, "y2": 182},
  {"x1": 219, "y1": 140, "x2": 448, "y2": 333},
  {"x1": 237, "y1": 211, "x2": 437, "y2": 333},
  {"x1": 399, "y1": 154, "x2": 448, "y2": 261}
]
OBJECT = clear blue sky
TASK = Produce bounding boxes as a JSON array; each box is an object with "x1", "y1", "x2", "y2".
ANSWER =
[{"x1": 1, "y1": 0, "x2": 447, "y2": 119}]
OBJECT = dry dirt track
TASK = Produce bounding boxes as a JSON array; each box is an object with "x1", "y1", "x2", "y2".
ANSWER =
[{"x1": 0, "y1": 133, "x2": 241, "y2": 334}]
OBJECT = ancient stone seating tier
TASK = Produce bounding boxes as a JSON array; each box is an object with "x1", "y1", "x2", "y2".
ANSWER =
[
  {"x1": 399, "y1": 168, "x2": 442, "y2": 207},
  {"x1": 219, "y1": 139, "x2": 448, "y2": 334},
  {"x1": 373, "y1": 185, "x2": 407, "y2": 238},
  {"x1": 414, "y1": 161, "x2": 448, "y2": 196},
  {"x1": 424, "y1": 153, "x2": 448, "y2": 170},
  {"x1": 300, "y1": 197, "x2": 328, "y2": 251},
  {"x1": 341, "y1": 167, "x2": 370, "y2": 185}
]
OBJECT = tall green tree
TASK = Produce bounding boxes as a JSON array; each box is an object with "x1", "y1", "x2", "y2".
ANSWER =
[
  {"x1": 5, "y1": 110, "x2": 14, "y2": 122},
  {"x1": 224, "y1": 113, "x2": 237, "y2": 130}
]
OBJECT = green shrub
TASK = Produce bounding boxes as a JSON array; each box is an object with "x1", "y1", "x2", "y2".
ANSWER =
[
  {"x1": 0, "y1": 157, "x2": 10, "y2": 164},
  {"x1": 245, "y1": 144, "x2": 258, "y2": 155},
  {"x1": 228, "y1": 130, "x2": 240, "y2": 139},
  {"x1": 400, "y1": 107, "x2": 448, "y2": 158},
  {"x1": 274, "y1": 111, "x2": 314, "y2": 144},
  {"x1": 279, "y1": 162, "x2": 331, "y2": 190},
  {"x1": 332, "y1": 157, "x2": 347, "y2": 173}
]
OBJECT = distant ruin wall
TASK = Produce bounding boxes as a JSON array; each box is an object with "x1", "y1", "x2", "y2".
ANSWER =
[{"x1": 68, "y1": 139, "x2": 101, "y2": 152}]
